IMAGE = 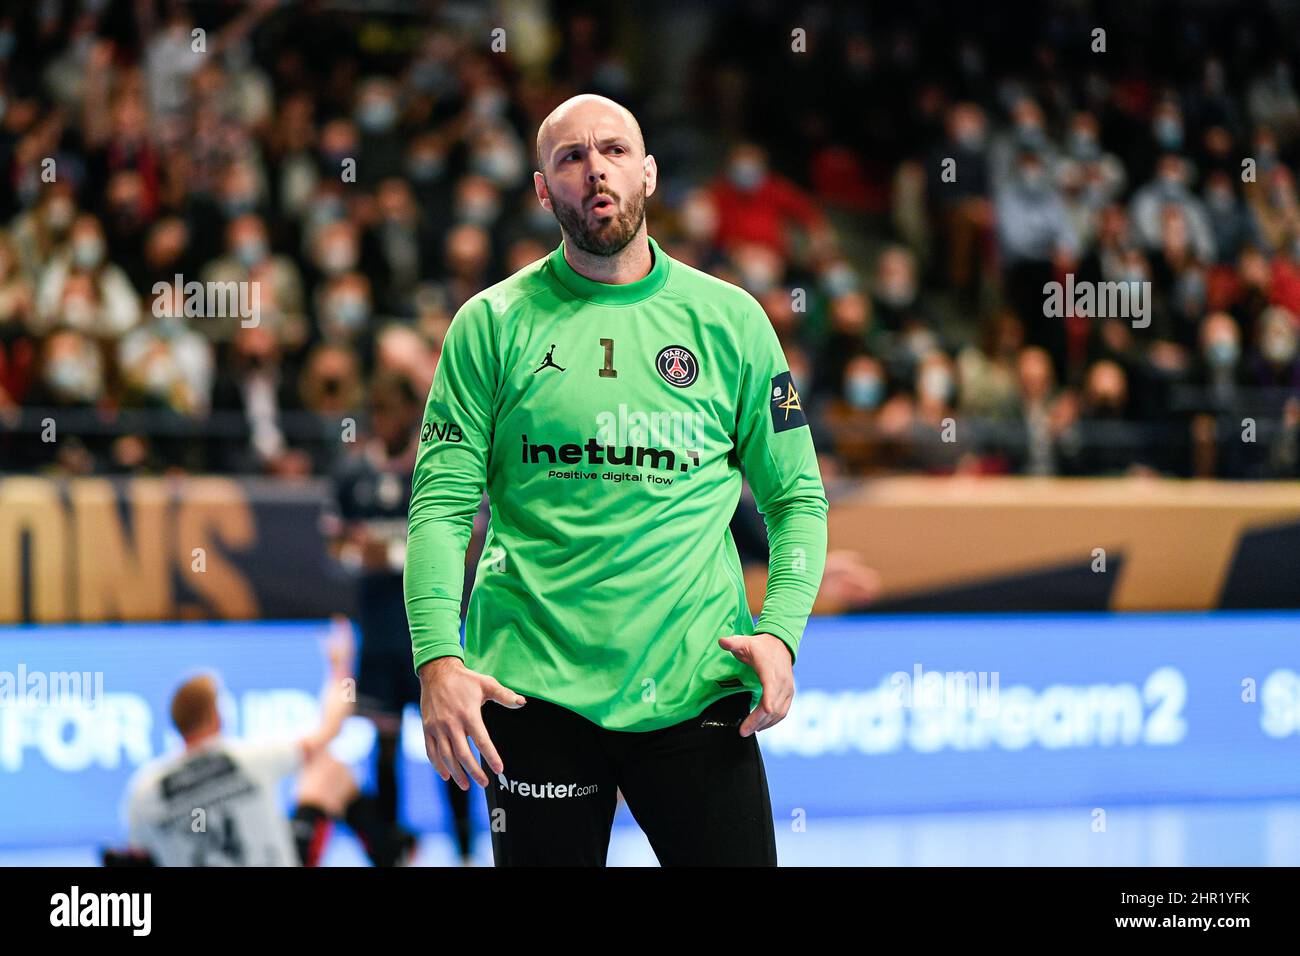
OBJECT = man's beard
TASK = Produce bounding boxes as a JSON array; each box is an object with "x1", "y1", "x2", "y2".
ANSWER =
[{"x1": 548, "y1": 181, "x2": 646, "y2": 256}]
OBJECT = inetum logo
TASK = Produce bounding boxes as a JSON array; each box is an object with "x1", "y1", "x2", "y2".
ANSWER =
[
  {"x1": 495, "y1": 772, "x2": 598, "y2": 798},
  {"x1": 50, "y1": 886, "x2": 151, "y2": 936}
]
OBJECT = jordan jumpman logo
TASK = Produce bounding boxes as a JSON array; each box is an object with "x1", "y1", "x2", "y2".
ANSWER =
[{"x1": 533, "y1": 344, "x2": 566, "y2": 373}]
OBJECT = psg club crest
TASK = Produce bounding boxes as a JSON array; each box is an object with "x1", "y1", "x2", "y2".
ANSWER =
[{"x1": 655, "y1": 345, "x2": 699, "y2": 388}]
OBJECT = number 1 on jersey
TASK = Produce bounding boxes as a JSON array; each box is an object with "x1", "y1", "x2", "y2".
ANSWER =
[{"x1": 599, "y1": 337, "x2": 618, "y2": 378}]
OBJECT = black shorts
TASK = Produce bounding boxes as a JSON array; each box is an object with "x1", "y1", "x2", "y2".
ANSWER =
[{"x1": 480, "y1": 692, "x2": 777, "y2": 866}]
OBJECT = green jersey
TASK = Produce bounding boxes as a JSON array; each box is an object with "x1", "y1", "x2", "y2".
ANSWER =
[{"x1": 404, "y1": 235, "x2": 828, "y2": 732}]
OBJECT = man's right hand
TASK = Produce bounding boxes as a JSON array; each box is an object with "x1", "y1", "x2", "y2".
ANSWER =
[{"x1": 418, "y1": 657, "x2": 525, "y2": 790}]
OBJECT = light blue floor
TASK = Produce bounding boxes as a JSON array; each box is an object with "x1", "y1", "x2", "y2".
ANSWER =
[{"x1": 5, "y1": 798, "x2": 1297, "y2": 866}]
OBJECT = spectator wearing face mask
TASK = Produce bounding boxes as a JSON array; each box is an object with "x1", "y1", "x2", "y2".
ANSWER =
[
  {"x1": 119, "y1": 286, "x2": 215, "y2": 418},
  {"x1": 1187, "y1": 312, "x2": 1253, "y2": 478},
  {"x1": 297, "y1": 342, "x2": 363, "y2": 475},
  {"x1": 1243, "y1": 165, "x2": 1300, "y2": 255},
  {"x1": 216, "y1": 160, "x2": 268, "y2": 224},
  {"x1": 863, "y1": 244, "x2": 935, "y2": 335},
  {"x1": 200, "y1": 214, "x2": 307, "y2": 350},
  {"x1": 448, "y1": 174, "x2": 506, "y2": 278},
  {"x1": 1202, "y1": 171, "x2": 1262, "y2": 266},
  {"x1": 1129, "y1": 155, "x2": 1216, "y2": 263},
  {"x1": 816, "y1": 351, "x2": 895, "y2": 475},
  {"x1": 19, "y1": 329, "x2": 109, "y2": 472},
  {"x1": 1247, "y1": 305, "x2": 1300, "y2": 392},
  {"x1": 34, "y1": 214, "x2": 140, "y2": 339},
  {"x1": 994, "y1": 149, "x2": 1079, "y2": 366},
  {"x1": 403, "y1": 130, "x2": 455, "y2": 225},
  {"x1": 956, "y1": 309, "x2": 1024, "y2": 421},
  {"x1": 898, "y1": 349, "x2": 972, "y2": 474},
  {"x1": 315, "y1": 272, "x2": 375, "y2": 367},
  {"x1": 8, "y1": 185, "x2": 78, "y2": 280},
  {"x1": 812, "y1": 290, "x2": 888, "y2": 400},
  {"x1": 664, "y1": 188, "x2": 726, "y2": 275},
  {"x1": 360, "y1": 178, "x2": 437, "y2": 317},
  {"x1": 988, "y1": 98, "x2": 1060, "y2": 195},
  {"x1": 438, "y1": 222, "x2": 494, "y2": 314},
  {"x1": 927, "y1": 103, "x2": 994, "y2": 303},
  {"x1": 352, "y1": 78, "x2": 406, "y2": 187},
  {"x1": 707, "y1": 142, "x2": 833, "y2": 260}
]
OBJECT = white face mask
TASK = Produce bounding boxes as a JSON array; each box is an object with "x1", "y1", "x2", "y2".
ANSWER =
[
  {"x1": 63, "y1": 297, "x2": 97, "y2": 328},
  {"x1": 321, "y1": 241, "x2": 358, "y2": 275},
  {"x1": 1263, "y1": 332, "x2": 1298, "y2": 364},
  {"x1": 919, "y1": 368, "x2": 953, "y2": 403},
  {"x1": 47, "y1": 355, "x2": 99, "y2": 400}
]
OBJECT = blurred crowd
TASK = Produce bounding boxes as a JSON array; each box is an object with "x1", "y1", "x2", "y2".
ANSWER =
[{"x1": 1, "y1": 0, "x2": 1299, "y2": 480}]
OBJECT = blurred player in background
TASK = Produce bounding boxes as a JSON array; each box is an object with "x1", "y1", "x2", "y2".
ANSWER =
[
  {"x1": 121, "y1": 624, "x2": 412, "y2": 866},
  {"x1": 328, "y1": 372, "x2": 474, "y2": 864}
]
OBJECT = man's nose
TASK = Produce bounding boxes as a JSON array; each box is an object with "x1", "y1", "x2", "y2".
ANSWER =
[{"x1": 584, "y1": 153, "x2": 609, "y2": 181}]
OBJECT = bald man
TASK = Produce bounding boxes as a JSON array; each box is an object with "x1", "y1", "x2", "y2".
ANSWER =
[{"x1": 405, "y1": 94, "x2": 828, "y2": 866}]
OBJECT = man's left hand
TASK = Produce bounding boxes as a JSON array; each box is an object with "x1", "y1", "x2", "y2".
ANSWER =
[{"x1": 718, "y1": 633, "x2": 794, "y2": 737}]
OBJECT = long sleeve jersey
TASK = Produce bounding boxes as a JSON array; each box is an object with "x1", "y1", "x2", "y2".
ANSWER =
[{"x1": 404, "y1": 235, "x2": 828, "y2": 732}]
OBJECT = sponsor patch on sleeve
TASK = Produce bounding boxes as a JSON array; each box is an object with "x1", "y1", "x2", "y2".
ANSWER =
[
  {"x1": 769, "y1": 370, "x2": 807, "y2": 432},
  {"x1": 420, "y1": 420, "x2": 463, "y2": 443}
]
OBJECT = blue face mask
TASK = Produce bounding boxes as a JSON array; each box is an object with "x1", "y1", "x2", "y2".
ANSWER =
[
  {"x1": 407, "y1": 154, "x2": 446, "y2": 183},
  {"x1": 331, "y1": 296, "x2": 368, "y2": 329},
  {"x1": 822, "y1": 266, "x2": 859, "y2": 298},
  {"x1": 1016, "y1": 124, "x2": 1045, "y2": 149},
  {"x1": 728, "y1": 160, "x2": 764, "y2": 191},
  {"x1": 410, "y1": 60, "x2": 450, "y2": 95},
  {"x1": 48, "y1": 357, "x2": 91, "y2": 398},
  {"x1": 235, "y1": 239, "x2": 267, "y2": 269},
  {"x1": 1154, "y1": 118, "x2": 1183, "y2": 149},
  {"x1": 846, "y1": 375, "x2": 883, "y2": 409},
  {"x1": 72, "y1": 237, "x2": 104, "y2": 269},
  {"x1": 223, "y1": 194, "x2": 257, "y2": 218},
  {"x1": 358, "y1": 99, "x2": 397, "y2": 134},
  {"x1": 1206, "y1": 338, "x2": 1239, "y2": 367},
  {"x1": 1070, "y1": 131, "x2": 1100, "y2": 160}
]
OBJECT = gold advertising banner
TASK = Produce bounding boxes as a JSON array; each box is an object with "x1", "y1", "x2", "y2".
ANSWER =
[
  {"x1": 0, "y1": 477, "x2": 351, "y2": 624},
  {"x1": 826, "y1": 477, "x2": 1300, "y2": 611}
]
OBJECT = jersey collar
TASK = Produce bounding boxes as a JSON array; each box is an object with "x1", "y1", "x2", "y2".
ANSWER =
[{"x1": 547, "y1": 234, "x2": 669, "y2": 305}]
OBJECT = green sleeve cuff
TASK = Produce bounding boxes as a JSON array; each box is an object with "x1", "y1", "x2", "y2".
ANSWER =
[{"x1": 413, "y1": 642, "x2": 466, "y2": 676}]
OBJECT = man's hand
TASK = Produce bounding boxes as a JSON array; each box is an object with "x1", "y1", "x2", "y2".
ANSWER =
[
  {"x1": 418, "y1": 657, "x2": 525, "y2": 790},
  {"x1": 718, "y1": 633, "x2": 794, "y2": 737}
]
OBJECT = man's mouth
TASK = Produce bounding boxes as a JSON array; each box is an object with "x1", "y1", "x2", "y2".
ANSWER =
[{"x1": 588, "y1": 194, "x2": 617, "y2": 214}]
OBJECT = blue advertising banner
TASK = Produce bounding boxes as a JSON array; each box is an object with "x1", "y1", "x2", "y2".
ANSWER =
[{"x1": 1, "y1": 612, "x2": 1298, "y2": 849}]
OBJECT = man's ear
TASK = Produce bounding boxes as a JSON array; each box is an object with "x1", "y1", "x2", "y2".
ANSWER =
[
  {"x1": 644, "y1": 154, "x2": 658, "y2": 199},
  {"x1": 533, "y1": 170, "x2": 551, "y2": 211}
]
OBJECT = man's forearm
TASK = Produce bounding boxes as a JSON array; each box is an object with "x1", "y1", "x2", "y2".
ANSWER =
[
  {"x1": 404, "y1": 510, "x2": 473, "y2": 671},
  {"x1": 752, "y1": 494, "x2": 828, "y2": 662}
]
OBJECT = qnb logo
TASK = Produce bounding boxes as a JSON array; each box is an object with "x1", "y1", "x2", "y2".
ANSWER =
[
  {"x1": 420, "y1": 420, "x2": 463, "y2": 443},
  {"x1": 50, "y1": 886, "x2": 151, "y2": 937},
  {"x1": 495, "y1": 772, "x2": 599, "y2": 798}
]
